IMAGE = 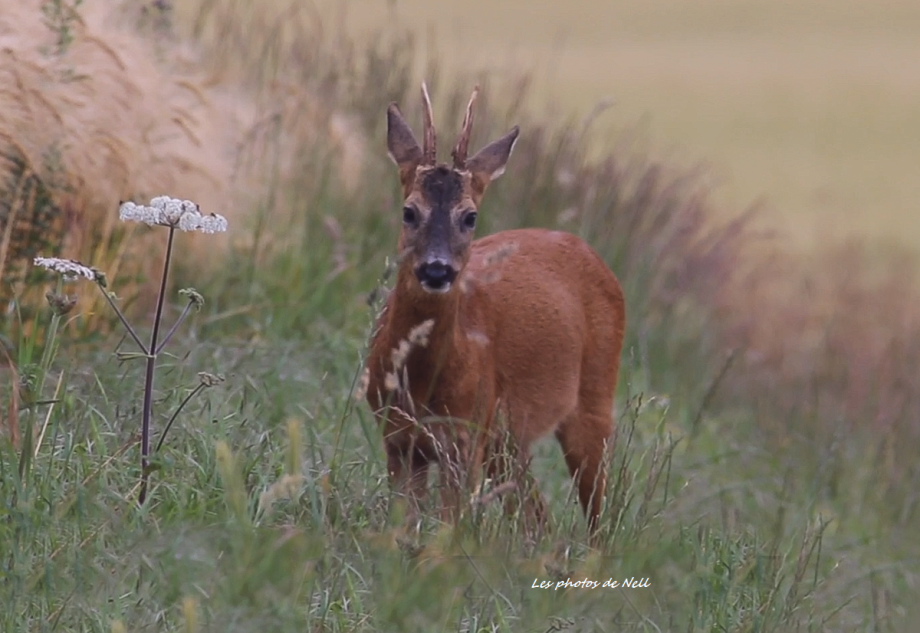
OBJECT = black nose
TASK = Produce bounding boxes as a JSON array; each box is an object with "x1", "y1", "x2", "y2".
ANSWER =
[{"x1": 416, "y1": 261, "x2": 457, "y2": 289}]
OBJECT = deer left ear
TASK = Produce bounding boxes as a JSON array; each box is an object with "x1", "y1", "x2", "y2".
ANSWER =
[{"x1": 466, "y1": 126, "x2": 520, "y2": 198}]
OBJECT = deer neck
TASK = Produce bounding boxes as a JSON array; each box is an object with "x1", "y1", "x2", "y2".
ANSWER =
[{"x1": 387, "y1": 266, "x2": 463, "y2": 364}]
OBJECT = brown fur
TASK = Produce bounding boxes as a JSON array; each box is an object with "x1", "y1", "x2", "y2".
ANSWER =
[{"x1": 365, "y1": 86, "x2": 626, "y2": 537}]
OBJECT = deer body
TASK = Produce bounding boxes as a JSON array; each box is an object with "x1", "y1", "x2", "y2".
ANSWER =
[{"x1": 365, "y1": 86, "x2": 625, "y2": 535}]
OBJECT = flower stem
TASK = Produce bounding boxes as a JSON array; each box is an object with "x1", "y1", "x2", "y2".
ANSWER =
[
  {"x1": 139, "y1": 226, "x2": 176, "y2": 505},
  {"x1": 20, "y1": 278, "x2": 64, "y2": 484},
  {"x1": 96, "y1": 285, "x2": 149, "y2": 354},
  {"x1": 154, "y1": 383, "x2": 206, "y2": 454},
  {"x1": 155, "y1": 299, "x2": 194, "y2": 356}
]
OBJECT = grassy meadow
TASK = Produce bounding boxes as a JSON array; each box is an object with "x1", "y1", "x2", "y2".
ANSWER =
[{"x1": 1, "y1": 0, "x2": 919, "y2": 631}]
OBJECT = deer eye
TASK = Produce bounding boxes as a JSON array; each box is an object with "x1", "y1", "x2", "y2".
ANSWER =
[
  {"x1": 461, "y1": 211, "x2": 477, "y2": 231},
  {"x1": 403, "y1": 206, "x2": 419, "y2": 227}
]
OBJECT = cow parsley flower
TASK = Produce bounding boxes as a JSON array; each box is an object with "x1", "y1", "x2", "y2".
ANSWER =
[
  {"x1": 118, "y1": 196, "x2": 228, "y2": 233},
  {"x1": 195, "y1": 213, "x2": 229, "y2": 234},
  {"x1": 118, "y1": 201, "x2": 159, "y2": 226},
  {"x1": 33, "y1": 257, "x2": 98, "y2": 282}
]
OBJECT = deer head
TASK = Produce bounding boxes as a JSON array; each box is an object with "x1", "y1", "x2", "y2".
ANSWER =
[{"x1": 386, "y1": 84, "x2": 520, "y2": 294}]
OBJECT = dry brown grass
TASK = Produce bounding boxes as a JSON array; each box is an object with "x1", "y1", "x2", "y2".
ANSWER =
[
  {"x1": 0, "y1": 0, "x2": 366, "y2": 317},
  {"x1": 1, "y1": 1, "x2": 227, "y2": 303},
  {"x1": 715, "y1": 240, "x2": 920, "y2": 491}
]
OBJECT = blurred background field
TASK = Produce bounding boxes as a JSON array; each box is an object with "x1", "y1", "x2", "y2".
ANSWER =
[
  {"x1": 2, "y1": 0, "x2": 920, "y2": 631},
  {"x1": 312, "y1": 0, "x2": 920, "y2": 249}
]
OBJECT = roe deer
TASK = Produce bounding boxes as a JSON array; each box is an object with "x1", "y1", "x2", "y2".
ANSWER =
[{"x1": 365, "y1": 84, "x2": 626, "y2": 536}]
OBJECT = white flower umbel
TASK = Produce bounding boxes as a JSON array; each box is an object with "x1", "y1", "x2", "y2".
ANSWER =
[
  {"x1": 118, "y1": 201, "x2": 159, "y2": 226},
  {"x1": 195, "y1": 213, "x2": 229, "y2": 234},
  {"x1": 33, "y1": 257, "x2": 97, "y2": 282},
  {"x1": 119, "y1": 196, "x2": 228, "y2": 233},
  {"x1": 34, "y1": 193, "x2": 228, "y2": 508}
]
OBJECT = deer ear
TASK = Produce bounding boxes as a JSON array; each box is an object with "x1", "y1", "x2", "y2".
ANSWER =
[
  {"x1": 387, "y1": 103, "x2": 423, "y2": 194},
  {"x1": 466, "y1": 126, "x2": 520, "y2": 198}
]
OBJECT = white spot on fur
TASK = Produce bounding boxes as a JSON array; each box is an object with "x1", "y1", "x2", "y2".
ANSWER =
[
  {"x1": 466, "y1": 330, "x2": 489, "y2": 346},
  {"x1": 482, "y1": 241, "x2": 519, "y2": 267}
]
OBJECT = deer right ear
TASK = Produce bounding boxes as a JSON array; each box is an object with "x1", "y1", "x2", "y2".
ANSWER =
[{"x1": 387, "y1": 103, "x2": 423, "y2": 194}]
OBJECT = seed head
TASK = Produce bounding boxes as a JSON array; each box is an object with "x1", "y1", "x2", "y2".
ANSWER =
[
  {"x1": 408, "y1": 319, "x2": 435, "y2": 348},
  {"x1": 45, "y1": 291, "x2": 77, "y2": 315},
  {"x1": 391, "y1": 339, "x2": 411, "y2": 371},
  {"x1": 197, "y1": 372, "x2": 225, "y2": 387},
  {"x1": 353, "y1": 367, "x2": 370, "y2": 402},
  {"x1": 258, "y1": 473, "x2": 305, "y2": 513},
  {"x1": 180, "y1": 288, "x2": 205, "y2": 310}
]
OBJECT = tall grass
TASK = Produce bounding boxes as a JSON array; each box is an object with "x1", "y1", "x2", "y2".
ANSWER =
[
  {"x1": 0, "y1": 0, "x2": 363, "y2": 326},
  {"x1": 1, "y1": 1, "x2": 918, "y2": 631}
]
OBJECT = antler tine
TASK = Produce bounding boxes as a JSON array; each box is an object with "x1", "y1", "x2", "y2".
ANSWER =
[
  {"x1": 420, "y1": 82, "x2": 437, "y2": 165},
  {"x1": 452, "y1": 84, "x2": 480, "y2": 169}
]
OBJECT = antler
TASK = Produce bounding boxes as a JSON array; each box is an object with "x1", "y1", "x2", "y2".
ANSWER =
[
  {"x1": 421, "y1": 82, "x2": 437, "y2": 165},
  {"x1": 452, "y1": 85, "x2": 479, "y2": 169}
]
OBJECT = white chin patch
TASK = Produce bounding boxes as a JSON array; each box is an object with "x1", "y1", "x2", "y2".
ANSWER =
[{"x1": 420, "y1": 282, "x2": 452, "y2": 294}]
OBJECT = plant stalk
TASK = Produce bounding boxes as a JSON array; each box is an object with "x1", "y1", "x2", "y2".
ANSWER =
[
  {"x1": 139, "y1": 226, "x2": 176, "y2": 505},
  {"x1": 155, "y1": 299, "x2": 195, "y2": 356},
  {"x1": 96, "y1": 285, "x2": 148, "y2": 354},
  {"x1": 154, "y1": 383, "x2": 205, "y2": 454},
  {"x1": 19, "y1": 277, "x2": 64, "y2": 484}
]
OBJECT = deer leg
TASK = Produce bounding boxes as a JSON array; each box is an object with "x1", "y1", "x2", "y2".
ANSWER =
[
  {"x1": 555, "y1": 407, "x2": 613, "y2": 537},
  {"x1": 436, "y1": 443, "x2": 466, "y2": 524},
  {"x1": 483, "y1": 436, "x2": 548, "y2": 538},
  {"x1": 386, "y1": 442, "x2": 430, "y2": 524},
  {"x1": 512, "y1": 447, "x2": 548, "y2": 540},
  {"x1": 433, "y1": 422, "x2": 479, "y2": 525}
]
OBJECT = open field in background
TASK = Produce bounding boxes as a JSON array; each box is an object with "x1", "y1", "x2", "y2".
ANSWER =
[
  {"x1": 311, "y1": 0, "x2": 920, "y2": 249},
  {"x1": 1, "y1": 0, "x2": 920, "y2": 630}
]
